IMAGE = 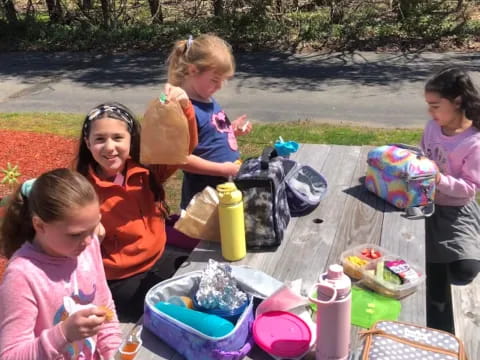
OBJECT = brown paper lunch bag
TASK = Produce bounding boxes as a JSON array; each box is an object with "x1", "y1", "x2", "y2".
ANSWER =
[{"x1": 141, "y1": 97, "x2": 190, "y2": 165}]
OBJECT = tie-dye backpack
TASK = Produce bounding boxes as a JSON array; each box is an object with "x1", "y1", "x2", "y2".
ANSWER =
[{"x1": 365, "y1": 144, "x2": 437, "y2": 219}]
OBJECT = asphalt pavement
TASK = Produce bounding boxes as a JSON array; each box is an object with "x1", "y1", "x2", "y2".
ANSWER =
[{"x1": 1, "y1": 50, "x2": 479, "y2": 127}]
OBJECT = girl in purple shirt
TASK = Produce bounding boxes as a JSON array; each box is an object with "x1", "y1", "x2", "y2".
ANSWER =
[{"x1": 421, "y1": 67, "x2": 480, "y2": 332}]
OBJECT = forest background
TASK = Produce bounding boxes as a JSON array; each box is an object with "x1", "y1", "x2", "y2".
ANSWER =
[{"x1": 1, "y1": 0, "x2": 480, "y2": 52}]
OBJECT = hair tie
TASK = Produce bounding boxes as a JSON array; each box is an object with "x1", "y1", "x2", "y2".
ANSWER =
[
  {"x1": 186, "y1": 35, "x2": 194, "y2": 50},
  {"x1": 21, "y1": 178, "x2": 36, "y2": 198}
]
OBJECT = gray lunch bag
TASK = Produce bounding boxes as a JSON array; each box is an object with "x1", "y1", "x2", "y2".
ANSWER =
[
  {"x1": 234, "y1": 147, "x2": 290, "y2": 250},
  {"x1": 282, "y1": 158, "x2": 328, "y2": 217}
]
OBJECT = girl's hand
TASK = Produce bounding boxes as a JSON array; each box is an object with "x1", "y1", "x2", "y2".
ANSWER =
[
  {"x1": 232, "y1": 115, "x2": 251, "y2": 136},
  {"x1": 62, "y1": 307, "x2": 106, "y2": 342},
  {"x1": 222, "y1": 162, "x2": 241, "y2": 177},
  {"x1": 164, "y1": 83, "x2": 189, "y2": 108},
  {"x1": 95, "y1": 222, "x2": 106, "y2": 242},
  {"x1": 432, "y1": 162, "x2": 442, "y2": 184}
]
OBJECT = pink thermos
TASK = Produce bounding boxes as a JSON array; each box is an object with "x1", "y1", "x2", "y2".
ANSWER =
[{"x1": 309, "y1": 264, "x2": 351, "y2": 360}]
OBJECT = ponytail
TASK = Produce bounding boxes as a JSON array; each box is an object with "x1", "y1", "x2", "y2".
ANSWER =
[
  {"x1": 167, "y1": 39, "x2": 189, "y2": 86},
  {"x1": 425, "y1": 66, "x2": 480, "y2": 130},
  {"x1": 0, "y1": 187, "x2": 35, "y2": 259},
  {"x1": 463, "y1": 91, "x2": 480, "y2": 130}
]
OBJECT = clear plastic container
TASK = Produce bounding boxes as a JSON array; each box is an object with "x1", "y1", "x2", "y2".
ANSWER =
[
  {"x1": 340, "y1": 243, "x2": 425, "y2": 299},
  {"x1": 340, "y1": 243, "x2": 385, "y2": 280}
]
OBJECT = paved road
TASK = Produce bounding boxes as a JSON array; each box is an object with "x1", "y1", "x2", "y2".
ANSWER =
[{"x1": 1, "y1": 50, "x2": 479, "y2": 127}]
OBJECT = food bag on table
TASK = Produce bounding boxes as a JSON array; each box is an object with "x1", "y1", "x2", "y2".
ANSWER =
[{"x1": 174, "y1": 186, "x2": 221, "y2": 242}]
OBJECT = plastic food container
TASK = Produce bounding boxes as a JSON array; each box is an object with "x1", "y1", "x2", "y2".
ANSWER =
[
  {"x1": 192, "y1": 297, "x2": 249, "y2": 324},
  {"x1": 340, "y1": 243, "x2": 425, "y2": 299},
  {"x1": 253, "y1": 311, "x2": 312, "y2": 358}
]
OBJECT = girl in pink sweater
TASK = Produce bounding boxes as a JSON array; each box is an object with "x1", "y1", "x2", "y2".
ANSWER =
[
  {"x1": 0, "y1": 168, "x2": 122, "y2": 359},
  {"x1": 422, "y1": 67, "x2": 480, "y2": 332}
]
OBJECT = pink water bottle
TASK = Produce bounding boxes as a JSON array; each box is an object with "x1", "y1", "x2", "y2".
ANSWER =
[{"x1": 309, "y1": 264, "x2": 351, "y2": 360}]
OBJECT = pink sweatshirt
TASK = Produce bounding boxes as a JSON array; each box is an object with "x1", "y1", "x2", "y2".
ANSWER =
[
  {"x1": 421, "y1": 120, "x2": 480, "y2": 206},
  {"x1": 0, "y1": 236, "x2": 122, "y2": 360}
]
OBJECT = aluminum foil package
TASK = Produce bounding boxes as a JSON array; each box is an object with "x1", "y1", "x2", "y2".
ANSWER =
[{"x1": 195, "y1": 259, "x2": 247, "y2": 310}]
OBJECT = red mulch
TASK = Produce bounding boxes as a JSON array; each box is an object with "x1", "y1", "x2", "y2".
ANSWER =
[
  {"x1": 0, "y1": 130, "x2": 78, "y2": 281},
  {"x1": 0, "y1": 130, "x2": 78, "y2": 197}
]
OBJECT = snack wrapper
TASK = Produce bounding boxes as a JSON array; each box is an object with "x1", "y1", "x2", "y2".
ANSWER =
[{"x1": 385, "y1": 259, "x2": 420, "y2": 283}]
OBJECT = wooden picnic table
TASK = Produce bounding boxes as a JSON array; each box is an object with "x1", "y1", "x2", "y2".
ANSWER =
[{"x1": 117, "y1": 144, "x2": 426, "y2": 360}]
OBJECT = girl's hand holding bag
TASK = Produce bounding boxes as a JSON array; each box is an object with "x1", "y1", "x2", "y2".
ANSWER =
[{"x1": 141, "y1": 85, "x2": 196, "y2": 165}]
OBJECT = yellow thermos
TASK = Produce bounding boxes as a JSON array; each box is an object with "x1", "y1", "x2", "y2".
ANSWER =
[{"x1": 216, "y1": 182, "x2": 246, "y2": 261}]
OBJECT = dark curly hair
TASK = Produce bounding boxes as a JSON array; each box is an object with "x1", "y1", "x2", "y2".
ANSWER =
[{"x1": 425, "y1": 66, "x2": 480, "y2": 130}]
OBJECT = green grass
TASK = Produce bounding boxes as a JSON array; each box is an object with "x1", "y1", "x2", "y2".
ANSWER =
[
  {"x1": 0, "y1": 112, "x2": 422, "y2": 212},
  {"x1": 0, "y1": 112, "x2": 83, "y2": 138}
]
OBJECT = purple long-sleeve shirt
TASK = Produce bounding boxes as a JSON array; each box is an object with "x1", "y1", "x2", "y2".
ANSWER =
[
  {"x1": 421, "y1": 120, "x2": 480, "y2": 206},
  {"x1": 0, "y1": 236, "x2": 122, "y2": 360}
]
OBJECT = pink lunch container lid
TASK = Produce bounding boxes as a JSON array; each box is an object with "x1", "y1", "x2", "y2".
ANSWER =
[{"x1": 253, "y1": 311, "x2": 312, "y2": 358}]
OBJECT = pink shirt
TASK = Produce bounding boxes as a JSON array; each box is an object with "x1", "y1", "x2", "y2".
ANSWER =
[
  {"x1": 421, "y1": 120, "x2": 480, "y2": 206},
  {"x1": 0, "y1": 236, "x2": 122, "y2": 360}
]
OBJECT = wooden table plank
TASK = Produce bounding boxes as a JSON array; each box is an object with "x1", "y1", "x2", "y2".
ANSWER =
[
  {"x1": 117, "y1": 144, "x2": 427, "y2": 360},
  {"x1": 271, "y1": 144, "x2": 356, "y2": 291},
  {"x1": 380, "y1": 204, "x2": 426, "y2": 325},
  {"x1": 451, "y1": 277, "x2": 480, "y2": 359},
  {"x1": 327, "y1": 146, "x2": 385, "y2": 265}
]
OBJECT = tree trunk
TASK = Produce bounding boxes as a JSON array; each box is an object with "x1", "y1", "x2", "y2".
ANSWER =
[
  {"x1": 329, "y1": 0, "x2": 344, "y2": 24},
  {"x1": 456, "y1": 0, "x2": 463, "y2": 11},
  {"x1": 397, "y1": 0, "x2": 421, "y2": 18},
  {"x1": 1, "y1": 0, "x2": 18, "y2": 24},
  {"x1": 45, "y1": 0, "x2": 64, "y2": 23},
  {"x1": 213, "y1": 0, "x2": 223, "y2": 16},
  {"x1": 148, "y1": 0, "x2": 163, "y2": 23},
  {"x1": 82, "y1": 0, "x2": 92, "y2": 10},
  {"x1": 275, "y1": 0, "x2": 282, "y2": 13},
  {"x1": 99, "y1": 0, "x2": 110, "y2": 28}
]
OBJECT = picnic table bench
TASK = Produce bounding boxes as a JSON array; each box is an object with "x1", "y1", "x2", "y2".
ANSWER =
[{"x1": 118, "y1": 143, "x2": 428, "y2": 360}]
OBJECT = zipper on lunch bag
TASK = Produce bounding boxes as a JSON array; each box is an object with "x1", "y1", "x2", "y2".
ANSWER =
[
  {"x1": 370, "y1": 331, "x2": 461, "y2": 358},
  {"x1": 405, "y1": 173, "x2": 436, "y2": 182}
]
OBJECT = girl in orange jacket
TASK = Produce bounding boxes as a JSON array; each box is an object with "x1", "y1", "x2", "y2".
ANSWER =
[{"x1": 75, "y1": 91, "x2": 197, "y2": 322}]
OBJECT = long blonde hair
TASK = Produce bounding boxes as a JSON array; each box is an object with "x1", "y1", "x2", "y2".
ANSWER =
[{"x1": 167, "y1": 34, "x2": 235, "y2": 86}]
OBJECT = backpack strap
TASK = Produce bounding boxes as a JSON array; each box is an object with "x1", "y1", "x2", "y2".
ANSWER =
[
  {"x1": 404, "y1": 202, "x2": 435, "y2": 220},
  {"x1": 260, "y1": 146, "x2": 278, "y2": 170},
  {"x1": 388, "y1": 143, "x2": 426, "y2": 157}
]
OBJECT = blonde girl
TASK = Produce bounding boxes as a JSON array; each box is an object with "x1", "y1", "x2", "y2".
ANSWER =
[{"x1": 167, "y1": 34, "x2": 253, "y2": 209}]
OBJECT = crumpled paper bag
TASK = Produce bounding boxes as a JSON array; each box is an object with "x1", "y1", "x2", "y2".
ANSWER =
[
  {"x1": 141, "y1": 97, "x2": 190, "y2": 164},
  {"x1": 174, "y1": 186, "x2": 221, "y2": 242}
]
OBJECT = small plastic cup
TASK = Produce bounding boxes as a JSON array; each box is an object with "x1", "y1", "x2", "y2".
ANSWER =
[{"x1": 119, "y1": 340, "x2": 142, "y2": 360}]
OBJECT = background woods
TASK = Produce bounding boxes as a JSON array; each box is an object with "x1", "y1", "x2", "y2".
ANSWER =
[{"x1": 1, "y1": 0, "x2": 480, "y2": 51}]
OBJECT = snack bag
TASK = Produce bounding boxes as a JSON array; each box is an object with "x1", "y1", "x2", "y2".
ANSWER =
[
  {"x1": 174, "y1": 186, "x2": 221, "y2": 242},
  {"x1": 141, "y1": 95, "x2": 190, "y2": 165}
]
